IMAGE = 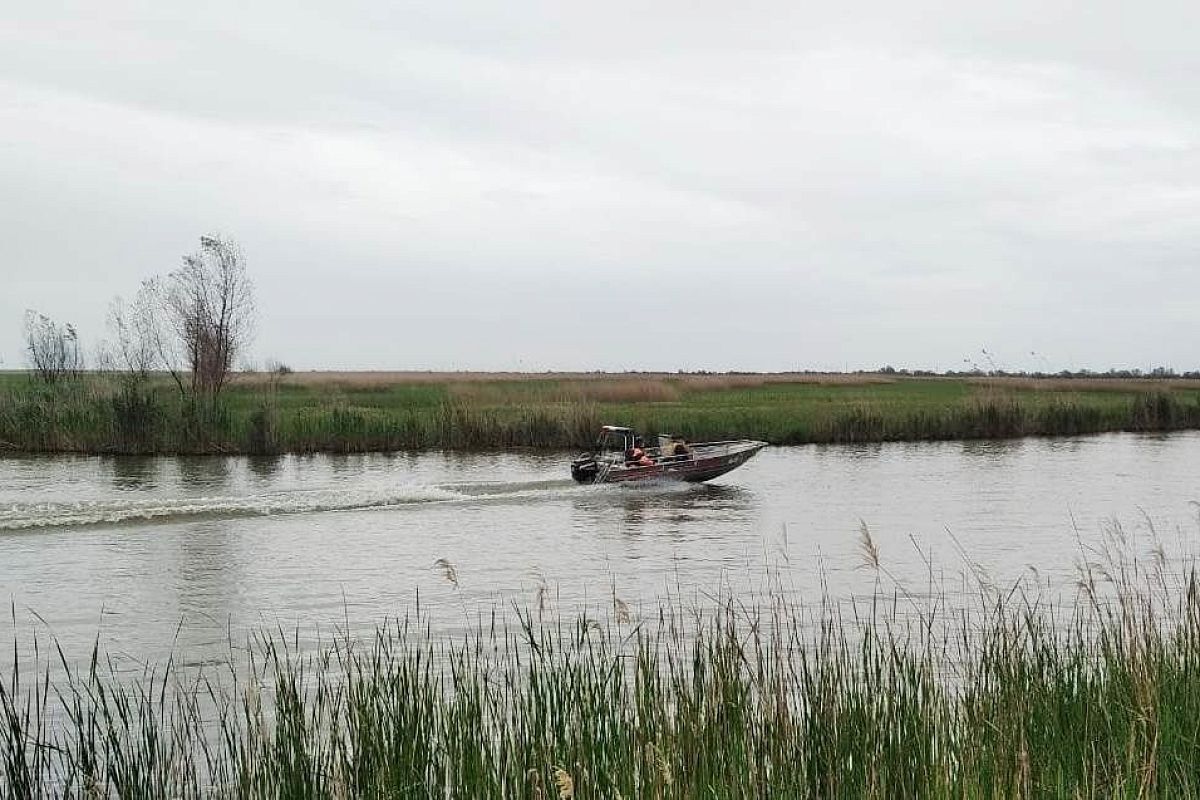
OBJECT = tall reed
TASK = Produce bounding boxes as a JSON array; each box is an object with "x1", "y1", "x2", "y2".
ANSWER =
[
  {"x1": 5, "y1": 549, "x2": 1200, "y2": 798},
  {"x1": 4, "y1": 374, "x2": 1200, "y2": 454}
]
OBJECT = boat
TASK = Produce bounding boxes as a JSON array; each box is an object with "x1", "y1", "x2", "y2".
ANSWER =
[{"x1": 570, "y1": 425, "x2": 767, "y2": 484}]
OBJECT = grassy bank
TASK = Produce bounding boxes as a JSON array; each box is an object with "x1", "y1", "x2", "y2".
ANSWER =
[
  {"x1": 4, "y1": 559, "x2": 1200, "y2": 798},
  {"x1": 3, "y1": 371, "x2": 1200, "y2": 454}
]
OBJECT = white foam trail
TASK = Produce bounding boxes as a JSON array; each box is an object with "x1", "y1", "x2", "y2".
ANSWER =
[
  {"x1": 0, "y1": 485, "x2": 462, "y2": 531},
  {"x1": 0, "y1": 476, "x2": 699, "y2": 531}
]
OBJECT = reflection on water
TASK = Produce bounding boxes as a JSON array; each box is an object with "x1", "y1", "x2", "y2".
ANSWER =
[
  {"x1": 178, "y1": 456, "x2": 232, "y2": 488},
  {"x1": 107, "y1": 455, "x2": 159, "y2": 491},
  {"x1": 824, "y1": 441, "x2": 886, "y2": 461},
  {"x1": 2, "y1": 432, "x2": 1200, "y2": 668},
  {"x1": 175, "y1": 520, "x2": 240, "y2": 635},
  {"x1": 959, "y1": 438, "x2": 1026, "y2": 461},
  {"x1": 246, "y1": 454, "x2": 285, "y2": 481},
  {"x1": 570, "y1": 483, "x2": 755, "y2": 538}
]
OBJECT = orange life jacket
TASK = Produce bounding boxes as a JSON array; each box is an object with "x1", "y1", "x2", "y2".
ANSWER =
[{"x1": 627, "y1": 446, "x2": 651, "y2": 466}]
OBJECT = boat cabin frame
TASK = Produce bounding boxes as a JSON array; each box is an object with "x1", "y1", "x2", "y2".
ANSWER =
[{"x1": 595, "y1": 425, "x2": 637, "y2": 456}]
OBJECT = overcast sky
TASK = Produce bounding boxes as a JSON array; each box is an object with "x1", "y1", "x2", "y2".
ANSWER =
[{"x1": 3, "y1": 1, "x2": 1198, "y2": 372}]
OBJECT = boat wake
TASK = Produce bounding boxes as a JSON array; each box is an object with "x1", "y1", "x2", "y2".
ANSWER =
[{"x1": 0, "y1": 478, "x2": 610, "y2": 531}]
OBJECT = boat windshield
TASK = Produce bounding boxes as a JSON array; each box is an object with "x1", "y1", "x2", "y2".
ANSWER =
[{"x1": 597, "y1": 429, "x2": 633, "y2": 454}]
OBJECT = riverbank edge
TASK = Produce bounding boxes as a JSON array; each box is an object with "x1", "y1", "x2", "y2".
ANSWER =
[{"x1": 3, "y1": 417, "x2": 1200, "y2": 457}]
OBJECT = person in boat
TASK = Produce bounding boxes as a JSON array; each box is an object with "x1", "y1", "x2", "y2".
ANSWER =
[
  {"x1": 626, "y1": 437, "x2": 654, "y2": 467},
  {"x1": 671, "y1": 435, "x2": 692, "y2": 459},
  {"x1": 657, "y1": 433, "x2": 690, "y2": 462}
]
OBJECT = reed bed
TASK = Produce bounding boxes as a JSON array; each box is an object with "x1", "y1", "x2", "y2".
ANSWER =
[
  {"x1": 5, "y1": 547, "x2": 1200, "y2": 799},
  {"x1": 970, "y1": 376, "x2": 1200, "y2": 393},
  {"x1": 4, "y1": 373, "x2": 1200, "y2": 454},
  {"x1": 450, "y1": 379, "x2": 683, "y2": 404}
]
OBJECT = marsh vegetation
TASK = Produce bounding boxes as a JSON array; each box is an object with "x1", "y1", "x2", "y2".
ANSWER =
[
  {"x1": 4, "y1": 531, "x2": 1200, "y2": 798},
  {"x1": 3, "y1": 371, "x2": 1200, "y2": 454}
]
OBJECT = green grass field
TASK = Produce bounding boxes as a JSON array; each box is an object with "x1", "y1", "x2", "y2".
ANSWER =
[{"x1": 2, "y1": 371, "x2": 1200, "y2": 454}]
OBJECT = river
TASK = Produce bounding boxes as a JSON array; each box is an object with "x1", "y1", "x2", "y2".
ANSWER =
[{"x1": 2, "y1": 432, "x2": 1199, "y2": 670}]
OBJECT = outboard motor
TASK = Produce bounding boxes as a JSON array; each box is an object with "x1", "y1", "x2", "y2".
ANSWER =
[{"x1": 570, "y1": 454, "x2": 599, "y2": 483}]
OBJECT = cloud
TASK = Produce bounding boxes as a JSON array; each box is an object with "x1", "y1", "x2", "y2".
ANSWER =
[{"x1": 2, "y1": 1, "x2": 1198, "y2": 371}]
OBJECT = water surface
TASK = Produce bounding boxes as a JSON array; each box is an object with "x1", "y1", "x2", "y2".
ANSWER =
[{"x1": 2, "y1": 433, "x2": 1199, "y2": 668}]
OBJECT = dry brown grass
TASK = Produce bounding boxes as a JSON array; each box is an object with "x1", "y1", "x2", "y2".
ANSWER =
[
  {"x1": 280, "y1": 371, "x2": 558, "y2": 388},
  {"x1": 280, "y1": 371, "x2": 900, "y2": 404},
  {"x1": 243, "y1": 370, "x2": 899, "y2": 391},
  {"x1": 674, "y1": 373, "x2": 896, "y2": 390},
  {"x1": 447, "y1": 379, "x2": 681, "y2": 404}
]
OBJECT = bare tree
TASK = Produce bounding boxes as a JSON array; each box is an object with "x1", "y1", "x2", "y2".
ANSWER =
[
  {"x1": 105, "y1": 279, "x2": 189, "y2": 395},
  {"x1": 164, "y1": 235, "x2": 256, "y2": 400},
  {"x1": 100, "y1": 234, "x2": 255, "y2": 406},
  {"x1": 23, "y1": 310, "x2": 84, "y2": 384},
  {"x1": 106, "y1": 288, "x2": 156, "y2": 379}
]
